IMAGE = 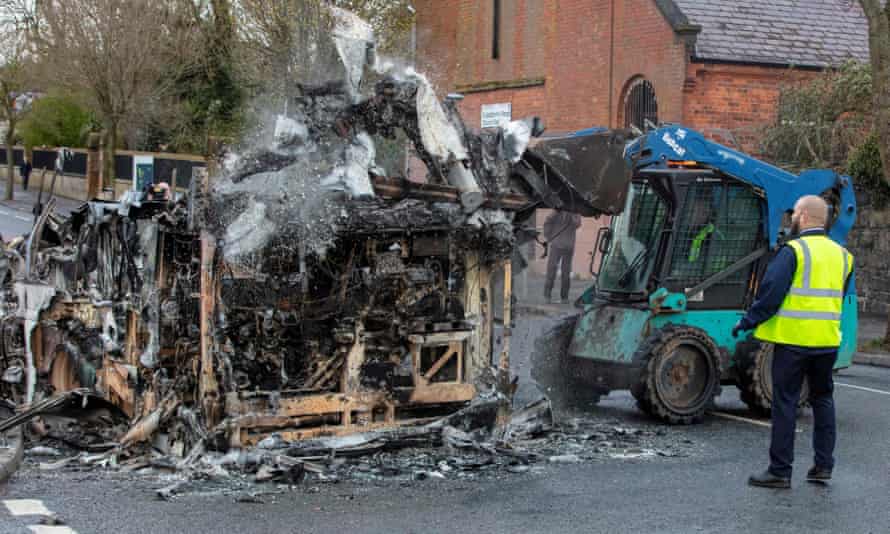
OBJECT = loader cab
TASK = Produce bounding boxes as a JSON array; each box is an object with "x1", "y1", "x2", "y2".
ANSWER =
[{"x1": 594, "y1": 168, "x2": 767, "y2": 310}]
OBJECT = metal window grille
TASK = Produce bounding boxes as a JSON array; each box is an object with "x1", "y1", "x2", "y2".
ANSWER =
[
  {"x1": 624, "y1": 79, "x2": 658, "y2": 130},
  {"x1": 667, "y1": 180, "x2": 763, "y2": 291}
]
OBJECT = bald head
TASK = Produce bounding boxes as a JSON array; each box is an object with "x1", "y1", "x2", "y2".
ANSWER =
[{"x1": 792, "y1": 195, "x2": 829, "y2": 233}]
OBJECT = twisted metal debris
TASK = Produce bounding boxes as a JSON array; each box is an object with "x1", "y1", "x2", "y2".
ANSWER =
[{"x1": 0, "y1": 9, "x2": 632, "y2": 485}]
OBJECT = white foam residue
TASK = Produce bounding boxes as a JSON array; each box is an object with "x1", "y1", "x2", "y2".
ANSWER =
[
  {"x1": 502, "y1": 120, "x2": 532, "y2": 163},
  {"x1": 414, "y1": 74, "x2": 468, "y2": 162},
  {"x1": 223, "y1": 200, "x2": 277, "y2": 261},
  {"x1": 330, "y1": 6, "x2": 375, "y2": 102},
  {"x1": 213, "y1": 170, "x2": 286, "y2": 196},
  {"x1": 100, "y1": 306, "x2": 119, "y2": 353},
  {"x1": 14, "y1": 282, "x2": 56, "y2": 403},
  {"x1": 221, "y1": 151, "x2": 241, "y2": 173},
  {"x1": 341, "y1": 132, "x2": 376, "y2": 197},
  {"x1": 319, "y1": 132, "x2": 377, "y2": 198},
  {"x1": 274, "y1": 115, "x2": 308, "y2": 146},
  {"x1": 467, "y1": 208, "x2": 512, "y2": 228}
]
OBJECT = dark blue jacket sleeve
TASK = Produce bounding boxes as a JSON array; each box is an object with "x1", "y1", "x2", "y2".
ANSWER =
[{"x1": 739, "y1": 246, "x2": 796, "y2": 331}]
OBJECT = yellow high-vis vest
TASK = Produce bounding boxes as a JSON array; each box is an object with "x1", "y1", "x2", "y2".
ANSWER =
[{"x1": 754, "y1": 234, "x2": 853, "y2": 348}]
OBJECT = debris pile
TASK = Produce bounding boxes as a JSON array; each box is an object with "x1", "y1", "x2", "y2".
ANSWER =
[
  {"x1": 0, "y1": 8, "x2": 541, "y2": 472},
  {"x1": 18, "y1": 395, "x2": 695, "y2": 500},
  {"x1": 0, "y1": 8, "x2": 635, "y2": 486}
]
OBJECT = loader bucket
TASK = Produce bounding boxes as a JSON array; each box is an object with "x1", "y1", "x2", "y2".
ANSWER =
[{"x1": 521, "y1": 129, "x2": 633, "y2": 217}]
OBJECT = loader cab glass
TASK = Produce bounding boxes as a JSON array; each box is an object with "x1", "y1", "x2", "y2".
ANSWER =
[
  {"x1": 597, "y1": 181, "x2": 668, "y2": 296},
  {"x1": 595, "y1": 173, "x2": 765, "y2": 306}
]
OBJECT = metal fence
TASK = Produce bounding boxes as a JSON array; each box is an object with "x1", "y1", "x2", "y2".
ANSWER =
[
  {"x1": 0, "y1": 146, "x2": 205, "y2": 189},
  {"x1": 0, "y1": 147, "x2": 24, "y2": 167}
]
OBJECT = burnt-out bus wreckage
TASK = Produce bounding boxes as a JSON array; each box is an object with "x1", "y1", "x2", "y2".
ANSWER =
[{"x1": 0, "y1": 61, "x2": 630, "y2": 464}]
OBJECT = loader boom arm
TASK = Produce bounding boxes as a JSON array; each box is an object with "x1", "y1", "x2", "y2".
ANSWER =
[{"x1": 624, "y1": 126, "x2": 856, "y2": 247}]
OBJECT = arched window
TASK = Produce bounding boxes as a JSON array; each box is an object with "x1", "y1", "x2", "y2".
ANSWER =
[{"x1": 623, "y1": 78, "x2": 658, "y2": 130}]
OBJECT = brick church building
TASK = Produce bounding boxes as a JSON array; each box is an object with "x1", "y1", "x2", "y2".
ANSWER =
[{"x1": 414, "y1": 0, "x2": 871, "y2": 282}]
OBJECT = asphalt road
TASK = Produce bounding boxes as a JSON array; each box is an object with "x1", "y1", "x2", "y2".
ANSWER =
[
  {"x1": 0, "y1": 204, "x2": 34, "y2": 240},
  {"x1": 0, "y1": 183, "x2": 81, "y2": 241},
  {"x1": 1, "y1": 356, "x2": 888, "y2": 533}
]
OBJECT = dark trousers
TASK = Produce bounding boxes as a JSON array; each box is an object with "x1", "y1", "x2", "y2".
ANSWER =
[
  {"x1": 21, "y1": 172, "x2": 29, "y2": 191},
  {"x1": 769, "y1": 345, "x2": 838, "y2": 478},
  {"x1": 544, "y1": 246, "x2": 574, "y2": 300}
]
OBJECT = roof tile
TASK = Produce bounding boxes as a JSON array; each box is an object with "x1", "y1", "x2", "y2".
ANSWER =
[{"x1": 672, "y1": 0, "x2": 871, "y2": 67}]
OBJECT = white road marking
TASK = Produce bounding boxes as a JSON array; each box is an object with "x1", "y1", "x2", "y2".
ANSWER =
[
  {"x1": 4, "y1": 499, "x2": 79, "y2": 533},
  {"x1": 836, "y1": 382, "x2": 890, "y2": 396},
  {"x1": 28, "y1": 526, "x2": 78, "y2": 534},
  {"x1": 709, "y1": 411, "x2": 802, "y2": 432},
  {"x1": 0, "y1": 208, "x2": 30, "y2": 222},
  {"x1": 710, "y1": 411, "x2": 772, "y2": 428},
  {"x1": 3, "y1": 500, "x2": 51, "y2": 516}
]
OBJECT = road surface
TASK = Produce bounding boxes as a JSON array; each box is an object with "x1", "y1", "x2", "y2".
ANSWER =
[
  {"x1": 1, "y1": 323, "x2": 888, "y2": 534},
  {"x1": 0, "y1": 183, "x2": 82, "y2": 241}
]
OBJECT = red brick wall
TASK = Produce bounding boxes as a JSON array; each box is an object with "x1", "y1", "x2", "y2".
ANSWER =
[
  {"x1": 610, "y1": 0, "x2": 690, "y2": 127},
  {"x1": 681, "y1": 62, "x2": 816, "y2": 153},
  {"x1": 414, "y1": 0, "x2": 460, "y2": 91},
  {"x1": 415, "y1": 0, "x2": 689, "y2": 132}
]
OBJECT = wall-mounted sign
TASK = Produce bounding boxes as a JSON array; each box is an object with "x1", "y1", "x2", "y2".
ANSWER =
[
  {"x1": 133, "y1": 155, "x2": 155, "y2": 191},
  {"x1": 481, "y1": 102, "x2": 512, "y2": 128}
]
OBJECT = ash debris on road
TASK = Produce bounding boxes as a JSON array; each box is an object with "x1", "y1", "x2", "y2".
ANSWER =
[{"x1": 14, "y1": 392, "x2": 695, "y2": 502}]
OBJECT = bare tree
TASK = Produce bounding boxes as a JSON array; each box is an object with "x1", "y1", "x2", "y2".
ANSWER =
[
  {"x1": 234, "y1": 0, "x2": 334, "y2": 106},
  {"x1": 334, "y1": 0, "x2": 415, "y2": 55},
  {"x1": 0, "y1": 0, "x2": 37, "y2": 200},
  {"x1": 0, "y1": 42, "x2": 30, "y2": 200},
  {"x1": 234, "y1": 0, "x2": 414, "y2": 107},
  {"x1": 35, "y1": 0, "x2": 200, "y2": 187},
  {"x1": 859, "y1": 1, "x2": 890, "y2": 189},
  {"x1": 858, "y1": 0, "x2": 890, "y2": 347}
]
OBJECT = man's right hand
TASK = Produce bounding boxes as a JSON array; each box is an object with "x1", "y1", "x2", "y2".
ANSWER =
[{"x1": 731, "y1": 321, "x2": 745, "y2": 338}]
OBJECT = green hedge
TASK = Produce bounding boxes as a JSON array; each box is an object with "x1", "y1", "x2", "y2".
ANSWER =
[
  {"x1": 847, "y1": 133, "x2": 890, "y2": 208},
  {"x1": 19, "y1": 94, "x2": 93, "y2": 149}
]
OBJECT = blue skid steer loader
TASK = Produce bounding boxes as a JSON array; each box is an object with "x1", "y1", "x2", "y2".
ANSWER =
[{"x1": 527, "y1": 125, "x2": 857, "y2": 424}]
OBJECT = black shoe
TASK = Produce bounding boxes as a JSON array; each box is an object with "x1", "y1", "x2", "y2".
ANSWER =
[
  {"x1": 806, "y1": 466, "x2": 832, "y2": 482},
  {"x1": 748, "y1": 469, "x2": 791, "y2": 489}
]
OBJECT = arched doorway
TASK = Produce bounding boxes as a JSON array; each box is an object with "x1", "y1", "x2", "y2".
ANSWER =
[{"x1": 622, "y1": 78, "x2": 658, "y2": 130}]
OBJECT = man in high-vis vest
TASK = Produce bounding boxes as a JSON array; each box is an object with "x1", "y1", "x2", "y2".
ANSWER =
[{"x1": 732, "y1": 195, "x2": 853, "y2": 489}]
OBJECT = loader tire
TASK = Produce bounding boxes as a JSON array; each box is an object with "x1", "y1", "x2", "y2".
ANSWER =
[
  {"x1": 739, "y1": 343, "x2": 809, "y2": 417},
  {"x1": 530, "y1": 315, "x2": 601, "y2": 411},
  {"x1": 634, "y1": 325, "x2": 722, "y2": 425}
]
